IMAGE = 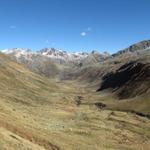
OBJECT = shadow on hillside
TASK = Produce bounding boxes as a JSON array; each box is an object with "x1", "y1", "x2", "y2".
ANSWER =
[{"x1": 97, "y1": 61, "x2": 150, "y2": 99}]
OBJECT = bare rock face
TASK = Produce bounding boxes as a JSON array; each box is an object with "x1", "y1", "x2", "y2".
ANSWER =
[{"x1": 38, "y1": 48, "x2": 89, "y2": 61}]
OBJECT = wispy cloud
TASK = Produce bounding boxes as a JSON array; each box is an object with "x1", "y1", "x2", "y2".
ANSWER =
[
  {"x1": 45, "y1": 40, "x2": 56, "y2": 46},
  {"x1": 80, "y1": 32, "x2": 87, "y2": 37},
  {"x1": 9, "y1": 25, "x2": 16, "y2": 29},
  {"x1": 80, "y1": 27, "x2": 92, "y2": 37}
]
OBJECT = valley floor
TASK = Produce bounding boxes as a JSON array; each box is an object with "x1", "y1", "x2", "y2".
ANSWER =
[{"x1": 0, "y1": 80, "x2": 150, "y2": 150}]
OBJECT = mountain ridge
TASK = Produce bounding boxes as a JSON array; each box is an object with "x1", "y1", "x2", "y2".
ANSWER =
[
  {"x1": 0, "y1": 40, "x2": 150, "y2": 150},
  {"x1": 2, "y1": 48, "x2": 110, "y2": 62},
  {"x1": 2, "y1": 40, "x2": 150, "y2": 64}
]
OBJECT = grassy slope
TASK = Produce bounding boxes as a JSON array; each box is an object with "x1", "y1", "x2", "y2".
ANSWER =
[
  {"x1": 0, "y1": 53, "x2": 150, "y2": 150},
  {"x1": 70, "y1": 51, "x2": 150, "y2": 115}
]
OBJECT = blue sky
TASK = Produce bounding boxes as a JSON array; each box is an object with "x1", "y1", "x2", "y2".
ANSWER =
[{"x1": 0, "y1": 0, "x2": 150, "y2": 53}]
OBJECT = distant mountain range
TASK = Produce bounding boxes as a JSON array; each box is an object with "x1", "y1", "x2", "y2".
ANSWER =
[
  {"x1": 2, "y1": 40, "x2": 150, "y2": 63},
  {"x1": 0, "y1": 40, "x2": 150, "y2": 150},
  {"x1": 1, "y1": 47, "x2": 110, "y2": 62},
  {"x1": 1, "y1": 40, "x2": 150, "y2": 81}
]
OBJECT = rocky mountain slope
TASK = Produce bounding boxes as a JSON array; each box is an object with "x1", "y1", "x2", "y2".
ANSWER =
[
  {"x1": 112, "y1": 40, "x2": 150, "y2": 57},
  {"x1": 2, "y1": 48, "x2": 110, "y2": 63},
  {"x1": 61, "y1": 40, "x2": 150, "y2": 100},
  {"x1": 98, "y1": 60, "x2": 150, "y2": 99},
  {"x1": 1, "y1": 40, "x2": 150, "y2": 100},
  {"x1": 0, "y1": 52, "x2": 150, "y2": 150},
  {"x1": 0, "y1": 40, "x2": 150, "y2": 150},
  {"x1": 2, "y1": 48, "x2": 110, "y2": 79}
]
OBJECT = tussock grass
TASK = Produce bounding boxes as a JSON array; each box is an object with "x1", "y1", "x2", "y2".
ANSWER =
[{"x1": 0, "y1": 53, "x2": 150, "y2": 150}]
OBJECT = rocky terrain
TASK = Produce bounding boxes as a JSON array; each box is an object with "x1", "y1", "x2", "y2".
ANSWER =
[
  {"x1": 0, "y1": 40, "x2": 150, "y2": 150},
  {"x1": 2, "y1": 47, "x2": 110, "y2": 78},
  {"x1": 2, "y1": 48, "x2": 110, "y2": 63}
]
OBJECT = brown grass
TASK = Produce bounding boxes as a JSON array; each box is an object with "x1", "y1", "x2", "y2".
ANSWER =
[{"x1": 0, "y1": 53, "x2": 150, "y2": 150}]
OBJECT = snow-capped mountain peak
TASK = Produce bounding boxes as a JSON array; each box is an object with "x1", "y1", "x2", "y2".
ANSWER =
[
  {"x1": 38, "y1": 48, "x2": 89, "y2": 60},
  {"x1": 2, "y1": 48, "x2": 32, "y2": 57},
  {"x1": 1, "y1": 48, "x2": 34, "y2": 62},
  {"x1": 1, "y1": 48, "x2": 110, "y2": 63}
]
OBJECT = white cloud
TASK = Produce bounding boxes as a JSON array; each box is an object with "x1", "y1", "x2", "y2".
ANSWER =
[
  {"x1": 9, "y1": 25, "x2": 16, "y2": 29},
  {"x1": 80, "y1": 27, "x2": 92, "y2": 37},
  {"x1": 80, "y1": 32, "x2": 87, "y2": 37}
]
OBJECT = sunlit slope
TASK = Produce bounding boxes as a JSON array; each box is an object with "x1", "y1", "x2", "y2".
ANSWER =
[
  {"x1": 0, "y1": 53, "x2": 63, "y2": 150},
  {"x1": 0, "y1": 53, "x2": 150, "y2": 150}
]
